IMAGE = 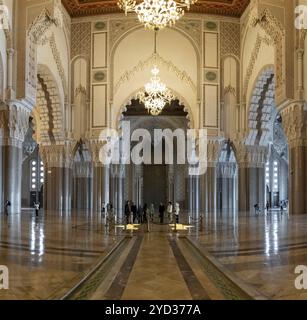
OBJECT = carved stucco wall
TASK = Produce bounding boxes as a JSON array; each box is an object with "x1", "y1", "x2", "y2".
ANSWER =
[
  {"x1": 111, "y1": 25, "x2": 199, "y2": 130},
  {"x1": 240, "y1": 0, "x2": 288, "y2": 134}
]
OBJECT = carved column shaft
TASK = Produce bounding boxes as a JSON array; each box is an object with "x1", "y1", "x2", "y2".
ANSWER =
[
  {"x1": 6, "y1": 49, "x2": 14, "y2": 99},
  {"x1": 199, "y1": 141, "x2": 221, "y2": 213},
  {"x1": 237, "y1": 144, "x2": 267, "y2": 212},
  {"x1": 40, "y1": 144, "x2": 73, "y2": 212},
  {"x1": 73, "y1": 161, "x2": 92, "y2": 210},
  {"x1": 110, "y1": 164, "x2": 125, "y2": 222},
  {"x1": 282, "y1": 104, "x2": 307, "y2": 214},
  {"x1": 217, "y1": 162, "x2": 237, "y2": 211},
  {"x1": 90, "y1": 142, "x2": 110, "y2": 212},
  {"x1": 0, "y1": 104, "x2": 29, "y2": 214}
]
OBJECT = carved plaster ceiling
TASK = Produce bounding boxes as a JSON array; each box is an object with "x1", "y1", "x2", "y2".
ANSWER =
[{"x1": 62, "y1": 0, "x2": 250, "y2": 18}]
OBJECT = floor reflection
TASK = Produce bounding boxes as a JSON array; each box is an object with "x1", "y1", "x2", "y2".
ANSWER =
[
  {"x1": 191, "y1": 209, "x2": 307, "y2": 299},
  {"x1": 0, "y1": 209, "x2": 307, "y2": 300},
  {"x1": 0, "y1": 210, "x2": 120, "y2": 300}
]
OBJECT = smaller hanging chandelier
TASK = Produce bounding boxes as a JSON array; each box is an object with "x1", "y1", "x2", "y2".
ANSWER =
[
  {"x1": 137, "y1": 66, "x2": 174, "y2": 116},
  {"x1": 117, "y1": 0, "x2": 197, "y2": 30}
]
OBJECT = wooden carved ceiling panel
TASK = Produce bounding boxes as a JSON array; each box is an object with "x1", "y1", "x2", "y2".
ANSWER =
[{"x1": 62, "y1": 0, "x2": 250, "y2": 18}]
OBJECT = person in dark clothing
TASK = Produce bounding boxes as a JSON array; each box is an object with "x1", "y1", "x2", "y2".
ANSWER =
[
  {"x1": 34, "y1": 202, "x2": 40, "y2": 217},
  {"x1": 125, "y1": 201, "x2": 131, "y2": 224},
  {"x1": 131, "y1": 202, "x2": 137, "y2": 223},
  {"x1": 159, "y1": 203, "x2": 165, "y2": 224},
  {"x1": 4, "y1": 200, "x2": 11, "y2": 216},
  {"x1": 143, "y1": 204, "x2": 148, "y2": 223},
  {"x1": 254, "y1": 203, "x2": 260, "y2": 215},
  {"x1": 137, "y1": 206, "x2": 142, "y2": 223}
]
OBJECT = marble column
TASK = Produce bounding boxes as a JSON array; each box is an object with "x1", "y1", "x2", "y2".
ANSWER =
[
  {"x1": 0, "y1": 104, "x2": 29, "y2": 214},
  {"x1": 238, "y1": 165, "x2": 249, "y2": 212},
  {"x1": 174, "y1": 164, "x2": 186, "y2": 209},
  {"x1": 110, "y1": 165, "x2": 124, "y2": 222},
  {"x1": 282, "y1": 104, "x2": 307, "y2": 214},
  {"x1": 41, "y1": 144, "x2": 73, "y2": 212},
  {"x1": 89, "y1": 142, "x2": 110, "y2": 212},
  {"x1": 167, "y1": 165, "x2": 175, "y2": 203},
  {"x1": 133, "y1": 165, "x2": 143, "y2": 208},
  {"x1": 6, "y1": 49, "x2": 15, "y2": 99},
  {"x1": 237, "y1": 145, "x2": 267, "y2": 212},
  {"x1": 199, "y1": 141, "x2": 220, "y2": 214},
  {"x1": 187, "y1": 167, "x2": 200, "y2": 220},
  {"x1": 92, "y1": 165, "x2": 109, "y2": 212},
  {"x1": 73, "y1": 161, "x2": 92, "y2": 210},
  {"x1": 279, "y1": 159, "x2": 289, "y2": 203},
  {"x1": 217, "y1": 162, "x2": 237, "y2": 211}
]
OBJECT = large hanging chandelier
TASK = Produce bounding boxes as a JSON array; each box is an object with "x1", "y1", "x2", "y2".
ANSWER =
[
  {"x1": 137, "y1": 31, "x2": 174, "y2": 116},
  {"x1": 117, "y1": 0, "x2": 197, "y2": 30},
  {"x1": 137, "y1": 65, "x2": 174, "y2": 116}
]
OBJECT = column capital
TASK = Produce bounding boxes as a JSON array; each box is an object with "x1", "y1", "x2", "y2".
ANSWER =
[
  {"x1": 88, "y1": 140, "x2": 109, "y2": 167},
  {"x1": 217, "y1": 162, "x2": 237, "y2": 178},
  {"x1": 40, "y1": 142, "x2": 74, "y2": 168},
  {"x1": 6, "y1": 48, "x2": 15, "y2": 57},
  {"x1": 74, "y1": 161, "x2": 93, "y2": 178},
  {"x1": 235, "y1": 143, "x2": 268, "y2": 168},
  {"x1": 281, "y1": 103, "x2": 307, "y2": 148},
  {"x1": 110, "y1": 164, "x2": 125, "y2": 178},
  {"x1": 0, "y1": 102, "x2": 30, "y2": 148},
  {"x1": 207, "y1": 140, "x2": 223, "y2": 167}
]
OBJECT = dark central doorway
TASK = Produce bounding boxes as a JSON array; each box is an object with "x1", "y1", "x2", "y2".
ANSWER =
[{"x1": 143, "y1": 164, "x2": 167, "y2": 207}]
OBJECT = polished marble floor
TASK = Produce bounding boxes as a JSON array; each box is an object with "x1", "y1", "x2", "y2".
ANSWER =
[
  {"x1": 191, "y1": 210, "x2": 307, "y2": 300},
  {"x1": 1, "y1": 209, "x2": 307, "y2": 300},
  {"x1": 0, "y1": 210, "x2": 121, "y2": 299}
]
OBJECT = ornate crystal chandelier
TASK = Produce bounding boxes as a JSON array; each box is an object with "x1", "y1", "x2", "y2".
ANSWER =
[
  {"x1": 137, "y1": 65, "x2": 174, "y2": 116},
  {"x1": 117, "y1": 0, "x2": 197, "y2": 30}
]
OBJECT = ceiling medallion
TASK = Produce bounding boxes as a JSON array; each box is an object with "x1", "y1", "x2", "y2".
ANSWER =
[{"x1": 117, "y1": 0, "x2": 197, "y2": 30}]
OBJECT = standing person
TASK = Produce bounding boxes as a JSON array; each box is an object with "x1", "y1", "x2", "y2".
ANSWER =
[
  {"x1": 174, "y1": 202, "x2": 180, "y2": 224},
  {"x1": 280, "y1": 202, "x2": 284, "y2": 214},
  {"x1": 137, "y1": 205, "x2": 143, "y2": 224},
  {"x1": 107, "y1": 203, "x2": 115, "y2": 226},
  {"x1": 101, "y1": 202, "x2": 106, "y2": 215},
  {"x1": 4, "y1": 200, "x2": 11, "y2": 216},
  {"x1": 167, "y1": 201, "x2": 173, "y2": 223},
  {"x1": 159, "y1": 203, "x2": 165, "y2": 224},
  {"x1": 149, "y1": 203, "x2": 155, "y2": 222},
  {"x1": 143, "y1": 204, "x2": 148, "y2": 223},
  {"x1": 266, "y1": 201, "x2": 270, "y2": 213},
  {"x1": 34, "y1": 202, "x2": 40, "y2": 217},
  {"x1": 106, "y1": 203, "x2": 113, "y2": 225},
  {"x1": 131, "y1": 202, "x2": 137, "y2": 223},
  {"x1": 254, "y1": 203, "x2": 260, "y2": 215},
  {"x1": 125, "y1": 201, "x2": 131, "y2": 224}
]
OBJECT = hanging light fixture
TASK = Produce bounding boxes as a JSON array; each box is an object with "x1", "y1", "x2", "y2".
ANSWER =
[
  {"x1": 117, "y1": 0, "x2": 197, "y2": 30},
  {"x1": 137, "y1": 32, "x2": 174, "y2": 116},
  {"x1": 137, "y1": 66, "x2": 174, "y2": 116}
]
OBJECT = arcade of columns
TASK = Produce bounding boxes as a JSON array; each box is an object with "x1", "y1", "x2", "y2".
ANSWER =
[{"x1": 1, "y1": 1, "x2": 307, "y2": 217}]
